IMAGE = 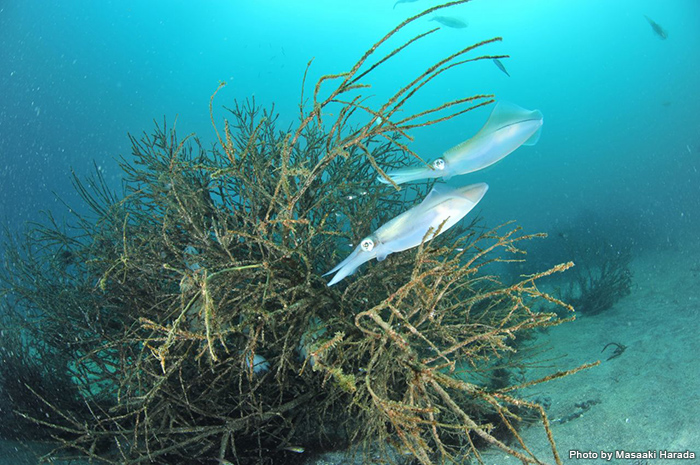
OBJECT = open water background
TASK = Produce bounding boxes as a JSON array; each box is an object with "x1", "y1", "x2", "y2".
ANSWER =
[{"x1": 1, "y1": 0, "x2": 699, "y2": 239}]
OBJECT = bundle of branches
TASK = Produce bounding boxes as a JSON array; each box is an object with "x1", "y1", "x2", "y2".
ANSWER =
[
  {"x1": 0, "y1": 2, "x2": 596, "y2": 464},
  {"x1": 514, "y1": 210, "x2": 634, "y2": 317},
  {"x1": 0, "y1": 311, "x2": 89, "y2": 441},
  {"x1": 564, "y1": 247, "x2": 632, "y2": 316},
  {"x1": 551, "y1": 215, "x2": 633, "y2": 316}
]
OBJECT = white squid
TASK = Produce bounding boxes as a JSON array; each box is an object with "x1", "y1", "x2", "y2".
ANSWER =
[
  {"x1": 379, "y1": 102, "x2": 543, "y2": 185},
  {"x1": 325, "y1": 183, "x2": 488, "y2": 286}
]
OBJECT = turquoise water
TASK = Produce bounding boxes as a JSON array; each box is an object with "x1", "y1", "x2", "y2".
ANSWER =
[
  {"x1": 2, "y1": 0, "x2": 698, "y2": 235},
  {"x1": 1, "y1": 0, "x2": 699, "y2": 462}
]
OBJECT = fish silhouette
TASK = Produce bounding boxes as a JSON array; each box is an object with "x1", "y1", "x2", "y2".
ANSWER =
[
  {"x1": 493, "y1": 58, "x2": 510, "y2": 77},
  {"x1": 644, "y1": 15, "x2": 667, "y2": 40},
  {"x1": 393, "y1": 0, "x2": 419, "y2": 9},
  {"x1": 429, "y1": 16, "x2": 468, "y2": 29}
]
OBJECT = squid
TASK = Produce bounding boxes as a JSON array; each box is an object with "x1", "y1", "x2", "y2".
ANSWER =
[
  {"x1": 379, "y1": 102, "x2": 543, "y2": 185},
  {"x1": 325, "y1": 183, "x2": 488, "y2": 286}
]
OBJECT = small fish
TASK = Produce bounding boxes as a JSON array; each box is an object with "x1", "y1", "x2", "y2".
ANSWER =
[
  {"x1": 644, "y1": 15, "x2": 667, "y2": 40},
  {"x1": 687, "y1": 145, "x2": 692, "y2": 154},
  {"x1": 378, "y1": 102, "x2": 543, "y2": 185},
  {"x1": 298, "y1": 317, "x2": 327, "y2": 367},
  {"x1": 429, "y1": 15, "x2": 468, "y2": 29},
  {"x1": 492, "y1": 58, "x2": 510, "y2": 77},
  {"x1": 281, "y1": 446, "x2": 305, "y2": 453},
  {"x1": 601, "y1": 342, "x2": 626, "y2": 361},
  {"x1": 325, "y1": 183, "x2": 488, "y2": 286},
  {"x1": 393, "y1": 0, "x2": 419, "y2": 9}
]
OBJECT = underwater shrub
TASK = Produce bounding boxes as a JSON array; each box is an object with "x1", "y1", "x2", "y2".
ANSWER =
[
  {"x1": 523, "y1": 210, "x2": 634, "y2": 316},
  {"x1": 0, "y1": 312, "x2": 89, "y2": 441},
  {"x1": 0, "y1": 3, "x2": 597, "y2": 464},
  {"x1": 565, "y1": 248, "x2": 632, "y2": 316}
]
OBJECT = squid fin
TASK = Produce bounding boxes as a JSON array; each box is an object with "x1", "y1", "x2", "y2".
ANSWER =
[
  {"x1": 523, "y1": 123, "x2": 543, "y2": 146},
  {"x1": 476, "y1": 102, "x2": 542, "y2": 136}
]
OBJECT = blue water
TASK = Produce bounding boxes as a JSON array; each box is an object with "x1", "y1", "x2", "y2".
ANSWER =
[
  {"x1": 0, "y1": 0, "x2": 699, "y2": 461},
  {"x1": 2, "y1": 0, "x2": 699, "y2": 238}
]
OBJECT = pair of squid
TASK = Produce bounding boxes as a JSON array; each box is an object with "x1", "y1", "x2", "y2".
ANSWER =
[{"x1": 325, "y1": 102, "x2": 543, "y2": 286}]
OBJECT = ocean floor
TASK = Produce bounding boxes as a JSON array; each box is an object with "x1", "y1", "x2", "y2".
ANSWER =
[{"x1": 479, "y1": 238, "x2": 700, "y2": 465}]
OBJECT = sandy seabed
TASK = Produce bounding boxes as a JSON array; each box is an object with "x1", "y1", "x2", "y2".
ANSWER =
[{"x1": 481, "y1": 238, "x2": 700, "y2": 465}]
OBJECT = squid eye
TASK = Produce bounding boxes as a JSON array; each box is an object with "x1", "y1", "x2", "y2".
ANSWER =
[
  {"x1": 360, "y1": 238, "x2": 375, "y2": 252},
  {"x1": 432, "y1": 158, "x2": 446, "y2": 170}
]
